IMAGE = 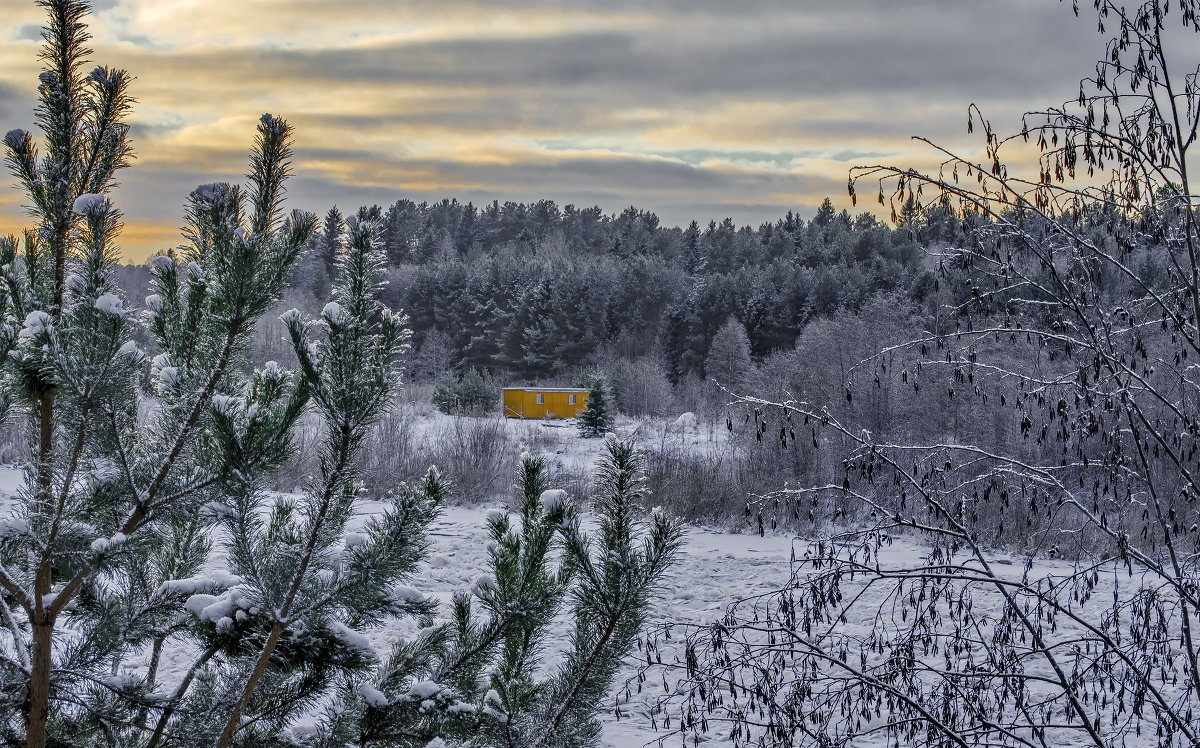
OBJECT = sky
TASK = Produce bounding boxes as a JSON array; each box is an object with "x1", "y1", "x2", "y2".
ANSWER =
[{"x1": 0, "y1": 0, "x2": 1107, "y2": 261}]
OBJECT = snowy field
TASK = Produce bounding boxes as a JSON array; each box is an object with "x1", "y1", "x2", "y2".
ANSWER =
[
  {"x1": 0, "y1": 420, "x2": 799, "y2": 748},
  {"x1": 0, "y1": 424, "x2": 1156, "y2": 748}
]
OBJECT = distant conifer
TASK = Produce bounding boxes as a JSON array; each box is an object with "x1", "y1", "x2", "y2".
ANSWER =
[{"x1": 578, "y1": 376, "x2": 614, "y2": 437}]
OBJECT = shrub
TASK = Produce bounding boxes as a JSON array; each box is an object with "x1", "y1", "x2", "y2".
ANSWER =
[{"x1": 432, "y1": 367, "x2": 499, "y2": 415}]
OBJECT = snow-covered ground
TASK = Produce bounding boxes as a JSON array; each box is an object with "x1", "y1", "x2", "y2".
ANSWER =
[
  {"x1": 0, "y1": 444, "x2": 1178, "y2": 747},
  {"x1": 348, "y1": 502, "x2": 799, "y2": 748},
  {"x1": 0, "y1": 417, "x2": 797, "y2": 748}
]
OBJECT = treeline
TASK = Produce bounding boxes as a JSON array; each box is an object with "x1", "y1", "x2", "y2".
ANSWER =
[
  {"x1": 288, "y1": 197, "x2": 959, "y2": 384},
  {"x1": 118, "y1": 192, "x2": 1175, "y2": 419}
]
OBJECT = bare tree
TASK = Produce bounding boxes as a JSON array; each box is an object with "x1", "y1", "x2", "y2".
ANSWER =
[{"x1": 651, "y1": 1, "x2": 1200, "y2": 746}]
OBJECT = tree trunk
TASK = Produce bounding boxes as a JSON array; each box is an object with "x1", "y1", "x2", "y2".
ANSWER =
[
  {"x1": 25, "y1": 617, "x2": 54, "y2": 748},
  {"x1": 214, "y1": 624, "x2": 284, "y2": 748},
  {"x1": 26, "y1": 368, "x2": 58, "y2": 748}
]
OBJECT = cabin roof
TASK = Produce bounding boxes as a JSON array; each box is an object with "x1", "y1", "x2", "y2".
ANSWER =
[{"x1": 503, "y1": 387, "x2": 589, "y2": 393}]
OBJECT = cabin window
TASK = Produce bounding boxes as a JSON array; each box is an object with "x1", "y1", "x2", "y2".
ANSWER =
[
  {"x1": 569, "y1": 394, "x2": 577, "y2": 405},
  {"x1": 536, "y1": 393, "x2": 544, "y2": 404}
]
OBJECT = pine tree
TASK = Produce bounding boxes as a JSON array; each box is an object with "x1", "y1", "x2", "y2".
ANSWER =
[
  {"x1": 0, "y1": 4, "x2": 318, "y2": 744},
  {"x1": 681, "y1": 220, "x2": 706, "y2": 276},
  {"x1": 202, "y1": 214, "x2": 414, "y2": 747},
  {"x1": 333, "y1": 442, "x2": 682, "y2": 748},
  {"x1": 319, "y1": 206, "x2": 344, "y2": 275},
  {"x1": 577, "y1": 377, "x2": 613, "y2": 437},
  {"x1": 533, "y1": 437, "x2": 682, "y2": 746}
]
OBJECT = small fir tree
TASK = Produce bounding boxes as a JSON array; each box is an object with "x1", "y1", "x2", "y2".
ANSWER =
[
  {"x1": 318, "y1": 206, "x2": 344, "y2": 275},
  {"x1": 577, "y1": 377, "x2": 613, "y2": 437},
  {"x1": 332, "y1": 441, "x2": 683, "y2": 748}
]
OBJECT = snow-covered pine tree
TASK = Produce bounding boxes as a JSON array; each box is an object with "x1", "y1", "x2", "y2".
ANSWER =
[
  {"x1": 577, "y1": 377, "x2": 612, "y2": 437},
  {"x1": 314, "y1": 441, "x2": 682, "y2": 748},
  {"x1": 318, "y1": 206, "x2": 344, "y2": 276},
  {"x1": 0, "y1": 3, "x2": 317, "y2": 745},
  {"x1": 344, "y1": 452, "x2": 571, "y2": 747},
  {"x1": 143, "y1": 215, "x2": 425, "y2": 748},
  {"x1": 532, "y1": 436, "x2": 682, "y2": 747}
]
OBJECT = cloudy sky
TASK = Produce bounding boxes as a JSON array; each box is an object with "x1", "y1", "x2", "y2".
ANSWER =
[{"x1": 0, "y1": 0, "x2": 1104, "y2": 261}]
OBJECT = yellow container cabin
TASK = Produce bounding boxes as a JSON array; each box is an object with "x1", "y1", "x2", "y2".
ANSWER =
[{"x1": 503, "y1": 387, "x2": 590, "y2": 419}]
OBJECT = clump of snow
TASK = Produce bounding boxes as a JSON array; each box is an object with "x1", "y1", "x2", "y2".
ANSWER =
[
  {"x1": 424, "y1": 739, "x2": 446, "y2": 748},
  {"x1": 144, "y1": 294, "x2": 162, "y2": 313},
  {"x1": 157, "y1": 367, "x2": 180, "y2": 390},
  {"x1": 4, "y1": 129, "x2": 28, "y2": 149},
  {"x1": 604, "y1": 432, "x2": 618, "y2": 442},
  {"x1": 280, "y1": 308, "x2": 303, "y2": 326},
  {"x1": 18, "y1": 311, "x2": 52, "y2": 345},
  {"x1": 88, "y1": 66, "x2": 109, "y2": 85},
  {"x1": 233, "y1": 226, "x2": 248, "y2": 241},
  {"x1": 343, "y1": 533, "x2": 368, "y2": 549},
  {"x1": 406, "y1": 681, "x2": 442, "y2": 700},
  {"x1": 184, "y1": 593, "x2": 223, "y2": 619},
  {"x1": 260, "y1": 360, "x2": 283, "y2": 381},
  {"x1": 186, "y1": 261, "x2": 204, "y2": 280},
  {"x1": 184, "y1": 586, "x2": 258, "y2": 633},
  {"x1": 211, "y1": 395, "x2": 243, "y2": 416},
  {"x1": 93, "y1": 293, "x2": 125, "y2": 317},
  {"x1": 322, "y1": 302, "x2": 343, "y2": 323},
  {"x1": 89, "y1": 532, "x2": 126, "y2": 553},
  {"x1": 158, "y1": 570, "x2": 242, "y2": 596},
  {"x1": 117, "y1": 340, "x2": 140, "y2": 358},
  {"x1": 150, "y1": 256, "x2": 174, "y2": 271},
  {"x1": 328, "y1": 621, "x2": 375, "y2": 658},
  {"x1": 470, "y1": 574, "x2": 496, "y2": 600},
  {"x1": 484, "y1": 508, "x2": 506, "y2": 524},
  {"x1": 191, "y1": 183, "x2": 224, "y2": 202},
  {"x1": 65, "y1": 274, "x2": 86, "y2": 292},
  {"x1": 389, "y1": 586, "x2": 425, "y2": 604},
  {"x1": 358, "y1": 683, "x2": 390, "y2": 708},
  {"x1": 539, "y1": 489, "x2": 567, "y2": 513},
  {"x1": 674, "y1": 412, "x2": 698, "y2": 430},
  {"x1": 72, "y1": 193, "x2": 109, "y2": 215},
  {"x1": 259, "y1": 113, "x2": 285, "y2": 135}
]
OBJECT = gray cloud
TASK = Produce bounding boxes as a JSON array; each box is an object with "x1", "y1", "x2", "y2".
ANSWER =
[
  {"x1": 150, "y1": 16, "x2": 1097, "y2": 107},
  {"x1": 0, "y1": 81, "x2": 35, "y2": 128},
  {"x1": 2, "y1": 0, "x2": 1161, "y2": 258},
  {"x1": 13, "y1": 24, "x2": 41, "y2": 42}
]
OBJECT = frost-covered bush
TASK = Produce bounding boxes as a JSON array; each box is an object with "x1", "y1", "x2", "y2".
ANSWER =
[{"x1": 431, "y1": 368, "x2": 499, "y2": 415}]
